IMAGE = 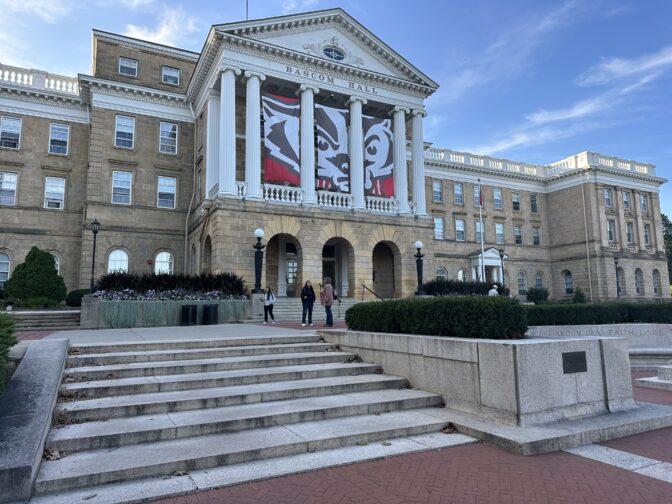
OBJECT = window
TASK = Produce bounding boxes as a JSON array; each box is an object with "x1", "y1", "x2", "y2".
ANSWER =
[
  {"x1": 517, "y1": 271, "x2": 527, "y2": 295},
  {"x1": 44, "y1": 177, "x2": 65, "y2": 210},
  {"x1": 432, "y1": 180, "x2": 442, "y2": 202},
  {"x1": 514, "y1": 225, "x2": 523, "y2": 245},
  {"x1": 530, "y1": 194, "x2": 539, "y2": 214},
  {"x1": 48, "y1": 123, "x2": 69, "y2": 155},
  {"x1": 495, "y1": 222, "x2": 505, "y2": 244},
  {"x1": 159, "y1": 122, "x2": 178, "y2": 154},
  {"x1": 604, "y1": 188, "x2": 613, "y2": 208},
  {"x1": 493, "y1": 188, "x2": 503, "y2": 210},
  {"x1": 455, "y1": 219, "x2": 465, "y2": 241},
  {"x1": 563, "y1": 270, "x2": 573, "y2": 295},
  {"x1": 436, "y1": 267, "x2": 447, "y2": 280},
  {"x1": 50, "y1": 252, "x2": 61, "y2": 275},
  {"x1": 454, "y1": 183, "x2": 463, "y2": 205},
  {"x1": 475, "y1": 221, "x2": 484, "y2": 243},
  {"x1": 115, "y1": 115, "x2": 135, "y2": 149},
  {"x1": 626, "y1": 222, "x2": 635, "y2": 244},
  {"x1": 532, "y1": 226, "x2": 541, "y2": 246},
  {"x1": 644, "y1": 224, "x2": 651, "y2": 246},
  {"x1": 161, "y1": 66, "x2": 180, "y2": 85},
  {"x1": 154, "y1": 251, "x2": 174, "y2": 274},
  {"x1": 457, "y1": 268, "x2": 467, "y2": 282},
  {"x1": 473, "y1": 185, "x2": 483, "y2": 208},
  {"x1": 512, "y1": 192, "x2": 520, "y2": 211},
  {"x1": 0, "y1": 115, "x2": 22, "y2": 149},
  {"x1": 535, "y1": 271, "x2": 543, "y2": 289},
  {"x1": 0, "y1": 252, "x2": 10, "y2": 286},
  {"x1": 323, "y1": 46, "x2": 345, "y2": 61},
  {"x1": 639, "y1": 194, "x2": 648, "y2": 213},
  {"x1": 107, "y1": 249, "x2": 129, "y2": 273},
  {"x1": 118, "y1": 57, "x2": 138, "y2": 77},
  {"x1": 433, "y1": 217, "x2": 444, "y2": 240},
  {"x1": 617, "y1": 267, "x2": 625, "y2": 296},
  {"x1": 653, "y1": 270, "x2": 662, "y2": 296},
  {"x1": 157, "y1": 176, "x2": 176, "y2": 209},
  {"x1": 635, "y1": 268, "x2": 644, "y2": 295},
  {"x1": 607, "y1": 220, "x2": 616, "y2": 242},
  {"x1": 622, "y1": 191, "x2": 631, "y2": 210},
  {"x1": 112, "y1": 171, "x2": 132, "y2": 205},
  {"x1": 0, "y1": 172, "x2": 18, "y2": 206}
]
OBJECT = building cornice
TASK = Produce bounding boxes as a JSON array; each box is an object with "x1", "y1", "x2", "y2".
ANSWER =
[
  {"x1": 0, "y1": 80, "x2": 83, "y2": 105},
  {"x1": 92, "y1": 29, "x2": 200, "y2": 61},
  {"x1": 0, "y1": 92, "x2": 89, "y2": 123},
  {"x1": 79, "y1": 75, "x2": 190, "y2": 105}
]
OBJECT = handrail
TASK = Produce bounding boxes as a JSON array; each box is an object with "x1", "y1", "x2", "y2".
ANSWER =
[{"x1": 361, "y1": 283, "x2": 384, "y2": 301}]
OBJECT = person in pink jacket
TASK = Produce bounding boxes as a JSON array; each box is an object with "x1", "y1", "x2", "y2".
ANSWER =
[{"x1": 320, "y1": 277, "x2": 334, "y2": 327}]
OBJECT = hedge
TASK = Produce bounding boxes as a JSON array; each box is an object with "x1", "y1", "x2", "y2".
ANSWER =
[
  {"x1": 95, "y1": 272, "x2": 248, "y2": 297},
  {"x1": 423, "y1": 278, "x2": 510, "y2": 297},
  {"x1": 66, "y1": 289, "x2": 90, "y2": 307},
  {"x1": 526, "y1": 302, "x2": 672, "y2": 326},
  {"x1": 345, "y1": 296, "x2": 527, "y2": 339},
  {"x1": 0, "y1": 313, "x2": 17, "y2": 394},
  {"x1": 4, "y1": 247, "x2": 66, "y2": 303}
]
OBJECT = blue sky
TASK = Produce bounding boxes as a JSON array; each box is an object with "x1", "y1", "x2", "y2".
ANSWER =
[{"x1": 1, "y1": 0, "x2": 670, "y2": 213}]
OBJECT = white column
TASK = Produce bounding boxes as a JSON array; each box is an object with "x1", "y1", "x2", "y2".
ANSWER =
[
  {"x1": 347, "y1": 96, "x2": 366, "y2": 210},
  {"x1": 298, "y1": 84, "x2": 319, "y2": 205},
  {"x1": 411, "y1": 110, "x2": 427, "y2": 216},
  {"x1": 392, "y1": 106, "x2": 410, "y2": 214},
  {"x1": 340, "y1": 247, "x2": 349, "y2": 296},
  {"x1": 218, "y1": 66, "x2": 241, "y2": 196},
  {"x1": 244, "y1": 70, "x2": 265, "y2": 200},
  {"x1": 204, "y1": 92, "x2": 220, "y2": 198}
]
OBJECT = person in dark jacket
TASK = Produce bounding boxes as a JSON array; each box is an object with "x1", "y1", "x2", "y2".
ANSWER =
[
  {"x1": 300, "y1": 280, "x2": 316, "y2": 326},
  {"x1": 263, "y1": 287, "x2": 276, "y2": 324}
]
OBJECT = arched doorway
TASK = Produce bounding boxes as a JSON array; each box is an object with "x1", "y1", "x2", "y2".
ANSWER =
[
  {"x1": 202, "y1": 236, "x2": 212, "y2": 273},
  {"x1": 372, "y1": 241, "x2": 399, "y2": 298},
  {"x1": 266, "y1": 234, "x2": 302, "y2": 297},
  {"x1": 322, "y1": 237, "x2": 354, "y2": 298}
]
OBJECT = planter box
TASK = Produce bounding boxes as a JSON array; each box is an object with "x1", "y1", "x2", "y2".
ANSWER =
[{"x1": 80, "y1": 297, "x2": 249, "y2": 329}]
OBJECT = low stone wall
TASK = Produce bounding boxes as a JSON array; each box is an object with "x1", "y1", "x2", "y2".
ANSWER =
[
  {"x1": 527, "y1": 324, "x2": 672, "y2": 349},
  {"x1": 80, "y1": 297, "x2": 249, "y2": 329},
  {"x1": 320, "y1": 330, "x2": 635, "y2": 427}
]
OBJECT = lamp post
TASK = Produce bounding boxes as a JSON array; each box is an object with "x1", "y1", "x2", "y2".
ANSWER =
[
  {"x1": 253, "y1": 228, "x2": 265, "y2": 294},
  {"x1": 498, "y1": 248, "x2": 505, "y2": 288},
  {"x1": 614, "y1": 254, "x2": 620, "y2": 298},
  {"x1": 90, "y1": 219, "x2": 101, "y2": 291},
  {"x1": 414, "y1": 240, "x2": 425, "y2": 295}
]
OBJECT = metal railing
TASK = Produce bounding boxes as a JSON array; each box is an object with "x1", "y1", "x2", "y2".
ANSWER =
[{"x1": 361, "y1": 284, "x2": 384, "y2": 301}]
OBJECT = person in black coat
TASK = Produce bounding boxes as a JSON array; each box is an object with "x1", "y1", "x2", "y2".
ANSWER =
[{"x1": 300, "y1": 280, "x2": 316, "y2": 326}]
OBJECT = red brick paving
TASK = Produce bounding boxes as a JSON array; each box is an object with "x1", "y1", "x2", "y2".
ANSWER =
[{"x1": 14, "y1": 330, "x2": 55, "y2": 341}]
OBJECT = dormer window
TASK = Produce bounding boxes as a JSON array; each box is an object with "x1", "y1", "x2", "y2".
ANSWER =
[
  {"x1": 162, "y1": 66, "x2": 180, "y2": 86},
  {"x1": 323, "y1": 47, "x2": 345, "y2": 61},
  {"x1": 118, "y1": 57, "x2": 138, "y2": 77}
]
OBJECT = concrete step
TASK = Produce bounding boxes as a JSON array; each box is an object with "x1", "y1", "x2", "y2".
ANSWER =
[
  {"x1": 56, "y1": 374, "x2": 407, "y2": 421},
  {"x1": 36, "y1": 408, "x2": 450, "y2": 494},
  {"x1": 63, "y1": 351, "x2": 355, "y2": 380},
  {"x1": 66, "y1": 342, "x2": 337, "y2": 367},
  {"x1": 61, "y1": 362, "x2": 381, "y2": 399},
  {"x1": 48, "y1": 388, "x2": 443, "y2": 452}
]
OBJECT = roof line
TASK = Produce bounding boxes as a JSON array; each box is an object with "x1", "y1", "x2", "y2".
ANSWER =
[{"x1": 92, "y1": 29, "x2": 200, "y2": 59}]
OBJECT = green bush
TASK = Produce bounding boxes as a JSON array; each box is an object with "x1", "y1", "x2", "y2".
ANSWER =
[
  {"x1": 16, "y1": 297, "x2": 60, "y2": 309},
  {"x1": 4, "y1": 247, "x2": 66, "y2": 303},
  {"x1": 95, "y1": 272, "x2": 248, "y2": 297},
  {"x1": 422, "y1": 278, "x2": 510, "y2": 297},
  {"x1": 526, "y1": 302, "x2": 672, "y2": 326},
  {"x1": 66, "y1": 289, "x2": 90, "y2": 307},
  {"x1": 345, "y1": 296, "x2": 527, "y2": 339},
  {"x1": 572, "y1": 287, "x2": 587, "y2": 304},
  {"x1": 526, "y1": 287, "x2": 549, "y2": 305},
  {"x1": 0, "y1": 313, "x2": 17, "y2": 393}
]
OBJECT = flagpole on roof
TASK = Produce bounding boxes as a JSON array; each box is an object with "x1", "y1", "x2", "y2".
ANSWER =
[{"x1": 478, "y1": 178, "x2": 485, "y2": 283}]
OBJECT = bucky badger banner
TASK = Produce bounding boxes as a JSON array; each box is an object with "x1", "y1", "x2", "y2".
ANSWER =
[
  {"x1": 262, "y1": 93, "x2": 301, "y2": 186},
  {"x1": 315, "y1": 104, "x2": 350, "y2": 192},
  {"x1": 363, "y1": 115, "x2": 394, "y2": 197}
]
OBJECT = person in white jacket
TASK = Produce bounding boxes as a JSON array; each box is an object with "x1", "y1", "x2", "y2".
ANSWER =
[{"x1": 263, "y1": 287, "x2": 276, "y2": 324}]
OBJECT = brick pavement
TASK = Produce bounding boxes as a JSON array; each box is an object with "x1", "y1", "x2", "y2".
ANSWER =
[{"x1": 14, "y1": 330, "x2": 55, "y2": 341}]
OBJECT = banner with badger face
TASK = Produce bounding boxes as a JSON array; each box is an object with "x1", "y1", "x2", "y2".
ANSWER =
[
  {"x1": 262, "y1": 93, "x2": 301, "y2": 186},
  {"x1": 315, "y1": 104, "x2": 350, "y2": 192},
  {"x1": 363, "y1": 115, "x2": 394, "y2": 197}
]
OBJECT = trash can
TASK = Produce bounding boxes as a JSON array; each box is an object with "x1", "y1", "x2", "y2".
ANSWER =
[
  {"x1": 202, "y1": 304, "x2": 219, "y2": 325},
  {"x1": 180, "y1": 305, "x2": 197, "y2": 326}
]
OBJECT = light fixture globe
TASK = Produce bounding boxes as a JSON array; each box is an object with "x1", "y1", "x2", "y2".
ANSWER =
[
  {"x1": 414, "y1": 240, "x2": 423, "y2": 250},
  {"x1": 254, "y1": 228, "x2": 265, "y2": 239}
]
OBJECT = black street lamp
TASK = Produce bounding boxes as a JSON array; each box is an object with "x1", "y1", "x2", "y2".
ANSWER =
[
  {"x1": 414, "y1": 240, "x2": 425, "y2": 295},
  {"x1": 90, "y1": 219, "x2": 101, "y2": 291},
  {"x1": 614, "y1": 254, "x2": 621, "y2": 298},
  {"x1": 253, "y1": 228, "x2": 265, "y2": 294},
  {"x1": 498, "y1": 248, "x2": 506, "y2": 288}
]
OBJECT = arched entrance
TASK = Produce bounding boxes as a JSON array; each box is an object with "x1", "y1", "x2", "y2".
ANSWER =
[
  {"x1": 372, "y1": 241, "x2": 399, "y2": 298},
  {"x1": 266, "y1": 234, "x2": 302, "y2": 297},
  {"x1": 322, "y1": 237, "x2": 354, "y2": 298}
]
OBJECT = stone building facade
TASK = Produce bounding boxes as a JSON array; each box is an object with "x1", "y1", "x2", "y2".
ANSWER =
[{"x1": 0, "y1": 8, "x2": 668, "y2": 302}]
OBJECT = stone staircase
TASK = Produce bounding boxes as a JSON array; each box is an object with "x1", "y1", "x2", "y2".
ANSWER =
[
  {"x1": 35, "y1": 333, "x2": 451, "y2": 499},
  {"x1": 264, "y1": 297, "x2": 360, "y2": 322},
  {"x1": 9, "y1": 310, "x2": 80, "y2": 331}
]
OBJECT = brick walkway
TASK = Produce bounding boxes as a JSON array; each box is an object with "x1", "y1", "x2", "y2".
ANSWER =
[{"x1": 14, "y1": 330, "x2": 55, "y2": 341}]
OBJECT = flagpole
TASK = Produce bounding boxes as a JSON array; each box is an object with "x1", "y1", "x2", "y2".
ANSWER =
[{"x1": 478, "y1": 179, "x2": 485, "y2": 282}]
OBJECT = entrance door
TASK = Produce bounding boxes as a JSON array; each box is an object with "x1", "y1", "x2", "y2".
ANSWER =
[
  {"x1": 372, "y1": 242, "x2": 395, "y2": 298},
  {"x1": 485, "y1": 266, "x2": 495, "y2": 284},
  {"x1": 322, "y1": 260, "x2": 336, "y2": 288},
  {"x1": 286, "y1": 258, "x2": 298, "y2": 297}
]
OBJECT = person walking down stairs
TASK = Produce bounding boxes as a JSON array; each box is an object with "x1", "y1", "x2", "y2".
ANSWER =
[
  {"x1": 263, "y1": 287, "x2": 276, "y2": 324},
  {"x1": 320, "y1": 277, "x2": 334, "y2": 327},
  {"x1": 300, "y1": 280, "x2": 316, "y2": 327}
]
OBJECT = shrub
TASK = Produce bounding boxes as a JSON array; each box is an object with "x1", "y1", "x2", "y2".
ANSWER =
[
  {"x1": 16, "y1": 297, "x2": 60, "y2": 309},
  {"x1": 526, "y1": 287, "x2": 549, "y2": 305},
  {"x1": 66, "y1": 289, "x2": 90, "y2": 307},
  {"x1": 95, "y1": 272, "x2": 248, "y2": 297},
  {"x1": 423, "y1": 278, "x2": 510, "y2": 297},
  {"x1": 572, "y1": 287, "x2": 587, "y2": 304},
  {"x1": 4, "y1": 247, "x2": 66, "y2": 303},
  {"x1": 345, "y1": 296, "x2": 527, "y2": 339},
  {"x1": 525, "y1": 302, "x2": 672, "y2": 326},
  {"x1": 0, "y1": 313, "x2": 17, "y2": 393}
]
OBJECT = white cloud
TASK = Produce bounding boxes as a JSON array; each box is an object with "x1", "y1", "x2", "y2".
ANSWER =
[
  {"x1": 119, "y1": 0, "x2": 154, "y2": 8},
  {"x1": 576, "y1": 46, "x2": 672, "y2": 86},
  {"x1": 0, "y1": 0, "x2": 72, "y2": 23},
  {"x1": 124, "y1": 6, "x2": 200, "y2": 47},
  {"x1": 281, "y1": 0, "x2": 318, "y2": 15}
]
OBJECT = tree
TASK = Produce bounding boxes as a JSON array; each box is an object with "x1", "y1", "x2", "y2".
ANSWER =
[
  {"x1": 4, "y1": 247, "x2": 66, "y2": 303},
  {"x1": 663, "y1": 214, "x2": 672, "y2": 284}
]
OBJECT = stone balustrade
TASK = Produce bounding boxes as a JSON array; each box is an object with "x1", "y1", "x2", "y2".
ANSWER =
[
  {"x1": 426, "y1": 147, "x2": 542, "y2": 178},
  {"x1": 0, "y1": 64, "x2": 79, "y2": 95},
  {"x1": 236, "y1": 181, "x2": 247, "y2": 199},
  {"x1": 366, "y1": 195, "x2": 399, "y2": 213},
  {"x1": 262, "y1": 183, "x2": 303, "y2": 204},
  {"x1": 316, "y1": 190, "x2": 353, "y2": 209}
]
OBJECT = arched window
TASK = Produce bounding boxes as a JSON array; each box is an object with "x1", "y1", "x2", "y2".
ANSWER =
[
  {"x1": 517, "y1": 271, "x2": 527, "y2": 295},
  {"x1": 617, "y1": 267, "x2": 626, "y2": 296},
  {"x1": 635, "y1": 268, "x2": 644, "y2": 295},
  {"x1": 0, "y1": 251, "x2": 10, "y2": 287},
  {"x1": 436, "y1": 267, "x2": 447, "y2": 280},
  {"x1": 653, "y1": 270, "x2": 662, "y2": 297},
  {"x1": 563, "y1": 270, "x2": 573, "y2": 295},
  {"x1": 457, "y1": 268, "x2": 466, "y2": 282},
  {"x1": 50, "y1": 252, "x2": 61, "y2": 275},
  {"x1": 108, "y1": 249, "x2": 129, "y2": 273},
  {"x1": 535, "y1": 271, "x2": 543, "y2": 289},
  {"x1": 154, "y1": 251, "x2": 174, "y2": 274},
  {"x1": 190, "y1": 244, "x2": 197, "y2": 274}
]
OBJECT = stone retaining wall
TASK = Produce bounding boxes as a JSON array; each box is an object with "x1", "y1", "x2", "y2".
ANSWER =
[{"x1": 527, "y1": 324, "x2": 672, "y2": 349}]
